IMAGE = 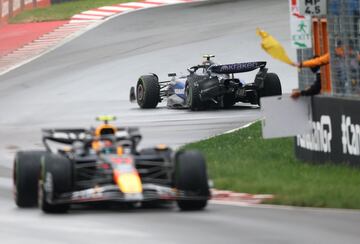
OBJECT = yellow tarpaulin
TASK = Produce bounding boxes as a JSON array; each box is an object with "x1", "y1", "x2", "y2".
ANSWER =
[{"x1": 256, "y1": 28, "x2": 294, "y2": 66}]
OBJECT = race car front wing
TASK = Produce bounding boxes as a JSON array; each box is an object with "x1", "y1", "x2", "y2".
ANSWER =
[{"x1": 49, "y1": 183, "x2": 210, "y2": 205}]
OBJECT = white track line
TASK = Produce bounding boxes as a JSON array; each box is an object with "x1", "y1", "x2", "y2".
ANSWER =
[
  {"x1": 145, "y1": 0, "x2": 186, "y2": 3},
  {"x1": 119, "y1": 2, "x2": 160, "y2": 7},
  {"x1": 222, "y1": 120, "x2": 257, "y2": 134},
  {"x1": 98, "y1": 6, "x2": 135, "y2": 11},
  {"x1": 211, "y1": 200, "x2": 360, "y2": 213},
  {"x1": 68, "y1": 20, "x2": 97, "y2": 24},
  {"x1": 72, "y1": 14, "x2": 105, "y2": 20},
  {"x1": 81, "y1": 10, "x2": 117, "y2": 16}
]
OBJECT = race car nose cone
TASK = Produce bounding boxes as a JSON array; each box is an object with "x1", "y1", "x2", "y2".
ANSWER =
[{"x1": 114, "y1": 170, "x2": 143, "y2": 194}]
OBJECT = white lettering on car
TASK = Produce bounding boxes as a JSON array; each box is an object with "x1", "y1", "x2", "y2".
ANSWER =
[
  {"x1": 174, "y1": 88, "x2": 185, "y2": 94},
  {"x1": 71, "y1": 188, "x2": 103, "y2": 200}
]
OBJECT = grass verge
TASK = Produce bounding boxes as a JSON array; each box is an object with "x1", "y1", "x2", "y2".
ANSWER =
[
  {"x1": 10, "y1": 0, "x2": 135, "y2": 23},
  {"x1": 183, "y1": 121, "x2": 360, "y2": 209}
]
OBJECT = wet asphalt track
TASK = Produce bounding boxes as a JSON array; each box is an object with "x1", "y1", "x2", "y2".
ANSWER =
[{"x1": 0, "y1": 0, "x2": 359, "y2": 243}]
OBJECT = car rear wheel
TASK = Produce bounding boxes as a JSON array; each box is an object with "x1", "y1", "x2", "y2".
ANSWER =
[
  {"x1": 13, "y1": 151, "x2": 47, "y2": 207},
  {"x1": 136, "y1": 75, "x2": 160, "y2": 108},
  {"x1": 175, "y1": 150, "x2": 209, "y2": 211},
  {"x1": 39, "y1": 154, "x2": 72, "y2": 213},
  {"x1": 260, "y1": 73, "x2": 282, "y2": 97},
  {"x1": 186, "y1": 76, "x2": 205, "y2": 111}
]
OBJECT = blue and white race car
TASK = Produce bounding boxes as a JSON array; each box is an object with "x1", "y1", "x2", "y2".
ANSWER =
[{"x1": 130, "y1": 55, "x2": 282, "y2": 110}]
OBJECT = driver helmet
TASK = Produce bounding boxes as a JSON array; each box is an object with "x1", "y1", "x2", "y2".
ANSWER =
[{"x1": 202, "y1": 54, "x2": 216, "y2": 67}]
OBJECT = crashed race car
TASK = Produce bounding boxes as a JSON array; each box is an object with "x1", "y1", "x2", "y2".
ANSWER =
[
  {"x1": 13, "y1": 116, "x2": 210, "y2": 213},
  {"x1": 130, "y1": 55, "x2": 282, "y2": 110}
]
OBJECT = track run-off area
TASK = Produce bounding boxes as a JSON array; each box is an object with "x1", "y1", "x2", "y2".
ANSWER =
[{"x1": 0, "y1": 0, "x2": 359, "y2": 243}]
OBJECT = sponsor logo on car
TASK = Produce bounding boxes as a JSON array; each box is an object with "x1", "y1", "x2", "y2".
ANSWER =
[
  {"x1": 71, "y1": 187, "x2": 104, "y2": 200},
  {"x1": 175, "y1": 88, "x2": 185, "y2": 94}
]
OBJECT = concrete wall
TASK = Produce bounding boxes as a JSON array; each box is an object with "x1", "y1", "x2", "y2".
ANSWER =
[{"x1": 0, "y1": 0, "x2": 50, "y2": 26}]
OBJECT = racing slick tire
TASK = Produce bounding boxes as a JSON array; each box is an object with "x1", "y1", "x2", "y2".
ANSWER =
[
  {"x1": 136, "y1": 75, "x2": 160, "y2": 109},
  {"x1": 260, "y1": 73, "x2": 282, "y2": 97},
  {"x1": 186, "y1": 76, "x2": 205, "y2": 111},
  {"x1": 13, "y1": 150, "x2": 47, "y2": 207},
  {"x1": 175, "y1": 150, "x2": 209, "y2": 211},
  {"x1": 39, "y1": 154, "x2": 72, "y2": 213}
]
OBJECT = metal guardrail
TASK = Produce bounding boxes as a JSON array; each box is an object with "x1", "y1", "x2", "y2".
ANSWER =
[
  {"x1": 328, "y1": 0, "x2": 360, "y2": 97},
  {"x1": 297, "y1": 0, "x2": 360, "y2": 98}
]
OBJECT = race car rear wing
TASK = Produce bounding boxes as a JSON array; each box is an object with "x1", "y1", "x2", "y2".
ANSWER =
[
  {"x1": 42, "y1": 127, "x2": 142, "y2": 151},
  {"x1": 42, "y1": 129, "x2": 88, "y2": 145},
  {"x1": 209, "y1": 61, "x2": 266, "y2": 74}
]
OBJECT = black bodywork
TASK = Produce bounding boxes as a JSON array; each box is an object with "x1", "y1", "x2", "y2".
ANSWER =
[
  {"x1": 12, "y1": 124, "x2": 210, "y2": 213},
  {"x1": 188, "y1": 61, "x2": 269, "y2": 106},
  {"x1": 130, "y1": 57, "x2": 282, "y2": 110},
  {"x1": 40, "y1": 128, "x2": 192, "y2": 204}
]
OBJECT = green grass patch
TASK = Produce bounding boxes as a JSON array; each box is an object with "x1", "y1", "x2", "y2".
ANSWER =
[
  {"x1": 10, "y1": 0, "x2": 135, "y2": 23},
  {"x1": 183, "y1": 121, "x2": 360, "y2": 209}
]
